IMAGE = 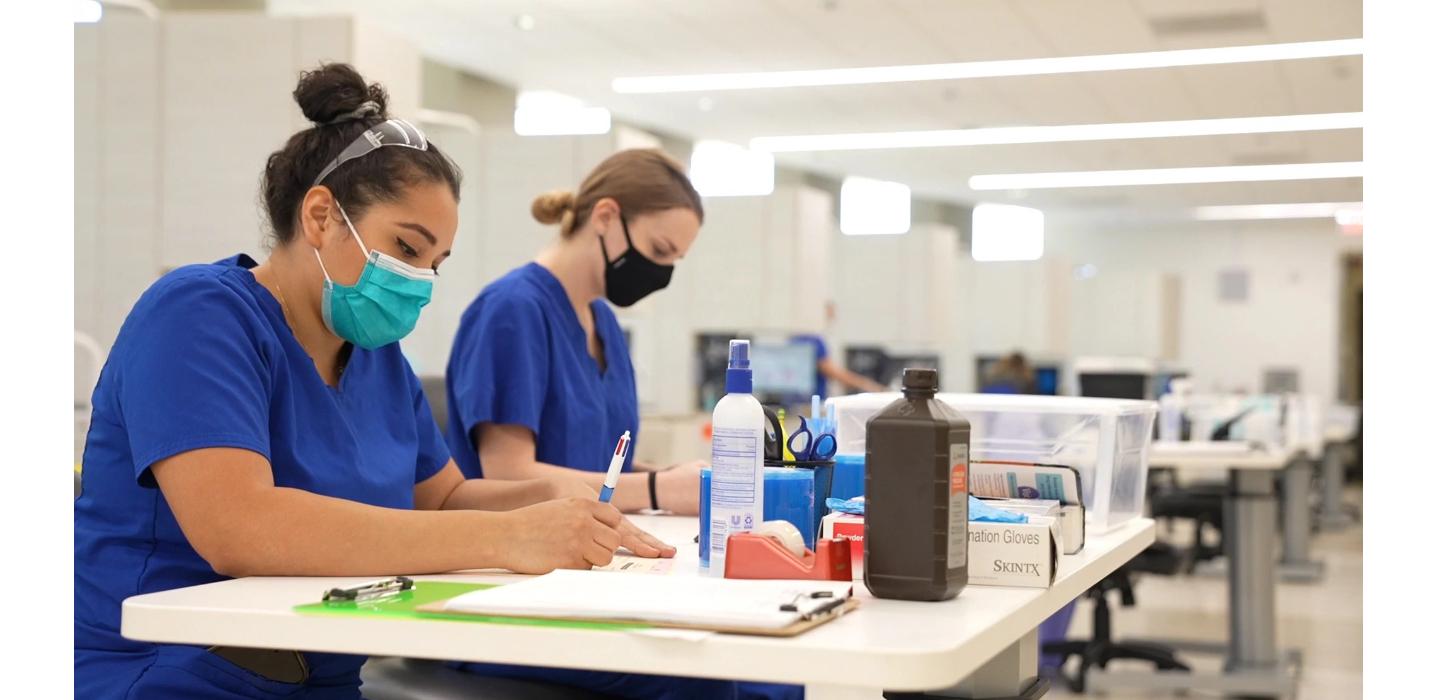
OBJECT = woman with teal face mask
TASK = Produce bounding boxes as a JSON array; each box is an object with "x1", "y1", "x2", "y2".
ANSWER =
[{"x1": 73, "y1": 63, "x2": 672, "y2": 700}]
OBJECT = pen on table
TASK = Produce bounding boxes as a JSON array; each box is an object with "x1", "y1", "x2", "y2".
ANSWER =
[{"x1": 599, "y1": 430, "x2": 631, "y2": 503}]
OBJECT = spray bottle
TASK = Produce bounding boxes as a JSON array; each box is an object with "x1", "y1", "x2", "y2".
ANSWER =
[{"x1": 705, "y1": 339, "x2": 766, "y2": 576}]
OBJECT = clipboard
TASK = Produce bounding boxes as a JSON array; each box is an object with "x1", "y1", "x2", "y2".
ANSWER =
[
  {"x1": 415, "y1": 598, "x2": 857, "y2": 637},
  {"x1": 416, "y1": 570, "x2": 859, "y2": 638},
  {"x1": 294, "y1": 581, "x2": 647, "y2": 632}
]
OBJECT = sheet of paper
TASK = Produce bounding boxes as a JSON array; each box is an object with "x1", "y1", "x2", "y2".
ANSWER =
[
  {"x1": 594, "y1": 555, "x2": 676, "y2": 574},
  {"x1": 442, "y1": 569, "x2": 853, "y2": 630}
]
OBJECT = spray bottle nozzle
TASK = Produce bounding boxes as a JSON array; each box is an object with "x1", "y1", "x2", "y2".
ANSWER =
[{"x1": 728, "y1": 339, "x2": 751, "y2": 370}]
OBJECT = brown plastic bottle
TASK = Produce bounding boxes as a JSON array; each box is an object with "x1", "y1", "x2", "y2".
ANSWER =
[{"x1": 863, "y1": 368, "x2": 970, "y2": 601}]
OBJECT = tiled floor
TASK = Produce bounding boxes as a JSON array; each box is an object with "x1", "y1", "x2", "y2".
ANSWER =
[{"x1": 1045, "y1": 487, "x2": 1363, "y2": 699}]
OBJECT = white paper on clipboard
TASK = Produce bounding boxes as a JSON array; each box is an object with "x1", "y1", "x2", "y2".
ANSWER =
[{"x1": 969, "y1": 462, "x2": 1083, "y2": 505}]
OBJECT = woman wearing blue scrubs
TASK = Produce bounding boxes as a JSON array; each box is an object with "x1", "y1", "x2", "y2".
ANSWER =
[
  {"x1": 445, "y1": 150, "x2": 707, "y2": 515},
  {"x1": 445, "y1": 152, "x2": 800, "y2": 699},
  {"x1": 73, "y1": 64, "x2": 670, "y2": 700}
]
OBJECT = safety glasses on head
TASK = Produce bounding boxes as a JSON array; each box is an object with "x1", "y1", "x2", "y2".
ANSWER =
[{"x1": 311, "y1": 118, "x2": 430, "y2": 187}]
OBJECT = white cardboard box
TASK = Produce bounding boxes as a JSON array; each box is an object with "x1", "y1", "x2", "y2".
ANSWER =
[
  {"x1": 967, "y1": 517, "x2": 1060, "y2": 588},
  {"x1": 821, "y1": 512, "x2": 865, "y2": 581},
  {"x1": 821, "y1": 512, "x2": 1060, "y2": 587},
  {"x1": 986, "y1": 499, "x2": 1086, "y2": 555}
]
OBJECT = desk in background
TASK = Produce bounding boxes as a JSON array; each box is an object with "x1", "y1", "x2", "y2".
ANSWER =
[
  {"x1": 1318, "y1": 415, "x2": 1360, "y2": 531},
  {"x1": 1114, "y1": 442, "x2": 1301, "y2": 699}
]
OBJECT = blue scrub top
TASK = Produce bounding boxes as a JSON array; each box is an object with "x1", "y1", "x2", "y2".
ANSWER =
[
  {"x1": 790, "y1": 333, "x2": 830, "y2": 401},
  {"x1": 445, "y1": 262, "x2": 638, "y2": 478},
  {"x1": 74, "y1": 254, "x2": 450, "y2": 699}
]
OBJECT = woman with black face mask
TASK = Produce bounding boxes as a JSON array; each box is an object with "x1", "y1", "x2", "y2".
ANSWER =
[
  {"x1": 442, "y1": 150, "x2": 799, "y2": 699},
  {"x1": 444, "y1": 149, "x2": 706, "y2": 514}
]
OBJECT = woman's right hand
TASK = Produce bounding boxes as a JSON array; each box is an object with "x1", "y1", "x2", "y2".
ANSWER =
[{"x1": 498, "y1": 498, "x2": 623, "y2": 574}]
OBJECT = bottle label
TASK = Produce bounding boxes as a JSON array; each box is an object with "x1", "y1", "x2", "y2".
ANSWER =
[
  {"x1": 948, "y1": 443, "x2": 969, "y2": 569},
  {"x1": 709, "y1": 427, "x2": 763, "y2": 564}
]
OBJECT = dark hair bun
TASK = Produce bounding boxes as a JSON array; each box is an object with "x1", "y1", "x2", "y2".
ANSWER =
[{"x1": 293, "y1": 63, "x2": 389, "y2": 125}]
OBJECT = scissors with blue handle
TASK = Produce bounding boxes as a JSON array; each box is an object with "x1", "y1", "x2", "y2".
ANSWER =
[{"x1": 786, "y1": 415, "x2": 838, "y2": 462}]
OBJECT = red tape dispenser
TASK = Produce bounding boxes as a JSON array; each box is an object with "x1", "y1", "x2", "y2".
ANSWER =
[{"x1": 724, "y1": 521, "x2": 853, "y2": 581}]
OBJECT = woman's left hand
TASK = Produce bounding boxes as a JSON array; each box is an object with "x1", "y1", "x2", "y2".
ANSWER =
[
  {"x1": 617, "y1": 517, "x2": 677, "y2": 558},
  {"x1": 654, "y1": 460, "x2": 705, "y2": 516},
  {"x1": 543, "y1": 475, "x2": 599, "y2": 502}
]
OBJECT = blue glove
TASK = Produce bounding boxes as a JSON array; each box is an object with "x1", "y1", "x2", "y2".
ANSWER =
[
  {"x1": 827, "y1": 495, "x2": 1028, "y2": 523},
  {"x1": 970, "y1": 496, "x2": 1029, "y2": 523}
]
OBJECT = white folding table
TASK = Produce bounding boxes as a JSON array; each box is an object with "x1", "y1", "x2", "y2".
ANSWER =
[{"x1": 123, "y1": 515, "x2": 1154, "y2": 699}]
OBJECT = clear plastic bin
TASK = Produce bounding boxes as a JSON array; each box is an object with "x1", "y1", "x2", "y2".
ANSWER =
[{"x1": 826, "y1": 393, "x2": 1157, "y2": 533}]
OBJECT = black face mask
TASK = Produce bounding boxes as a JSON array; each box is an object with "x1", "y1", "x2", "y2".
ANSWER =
[{"x1": 599, "y1": 216, "x2": 674, "y2": 307}]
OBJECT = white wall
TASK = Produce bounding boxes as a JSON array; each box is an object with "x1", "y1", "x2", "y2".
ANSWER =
[
  {"x1": 833, "y1": 222, "x2": 966, "y2": 389},
  {"x1": 963, "y1": 219, "x2": 1360, "y2": 401},
  {"x1": 75, "y1": 16, "x2": 163, "y2": 351},
  {"x1": 75, "y1": 14, "x2": 420, "y2": 351}
]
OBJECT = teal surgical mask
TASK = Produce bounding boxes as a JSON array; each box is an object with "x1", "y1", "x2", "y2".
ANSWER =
[{"x1": 314, "y1": 204, "x2": 435, "y2": 349}]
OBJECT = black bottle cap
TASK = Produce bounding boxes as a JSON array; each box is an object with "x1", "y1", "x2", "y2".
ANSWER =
[{"x1": 901, "y1": 368, "x2": 939, "y2": 392}]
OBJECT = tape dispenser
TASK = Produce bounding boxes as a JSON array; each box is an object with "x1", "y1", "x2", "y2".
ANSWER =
[{"x1": 723, "y1": 520, "x2": 853, "y2": 581}]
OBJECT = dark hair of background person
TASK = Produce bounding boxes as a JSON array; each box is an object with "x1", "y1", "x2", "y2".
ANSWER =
[{"x1": 260, "y1": 62, "x2": 462, "y2": 247}]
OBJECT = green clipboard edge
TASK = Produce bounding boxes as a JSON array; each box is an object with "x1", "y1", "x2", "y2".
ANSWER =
[{"x1": 293, "y1": 580, "x2": 648, "y2": 632}]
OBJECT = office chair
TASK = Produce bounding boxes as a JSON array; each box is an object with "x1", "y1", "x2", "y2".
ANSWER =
[
  {"x1": 1041, "y1": 544, "x2": 1190, "y2": 692},
  {"x1": 1148, "y1": 469, "x2": 1225, "y2": 574},
  {"x1": 1044, "y1": 361, "x2": 1193, "y2": 691}
]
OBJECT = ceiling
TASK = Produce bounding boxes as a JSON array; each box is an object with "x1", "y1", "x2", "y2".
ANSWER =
[{"x1": 269, "y1": 0, "x2": 1362, "y2": 211}]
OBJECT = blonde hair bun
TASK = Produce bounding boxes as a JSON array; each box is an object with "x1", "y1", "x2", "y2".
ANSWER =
[{"x1": 531, "y1": 190, "x2": 577, "y2": 226}]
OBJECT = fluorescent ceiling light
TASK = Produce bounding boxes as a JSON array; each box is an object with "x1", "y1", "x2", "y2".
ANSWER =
[
  {"x1": 514, "y1": 91, "x2": 611, "y2": 136},
  {"x1": 417, "y1": 108, "x2": 481, "y2": 136},
  {"x1": 841, "y1": 177, "x2": 910, "y2": 236},
  {"x1": 689, "y1": 140, "x2": 775, "y2": 197},
  {"x1": 751, "y1": 112, "x2": 1362, "y2": 152},
  {"x1": 972, "y1": 204, "x2": 1045, "y2": 262},
  {"x1": 1193, "y1": 202, "x2": 1363, "y2": 221},
  {"x1": 1334, "y1": 205, "x2": 1364, "y2": 228},
  {"x1": 614, "y1": 39, "x2": 1362, "y2": 93},
  {"x1": 969, "y1": 162, "x2": 1362, "y2": 190},
  {"x1": 614, "y1": 125, "x2": 663, "y2": 152},
  {"x1": 74, "y1": 0, "x2": 102, "y2": 22}
]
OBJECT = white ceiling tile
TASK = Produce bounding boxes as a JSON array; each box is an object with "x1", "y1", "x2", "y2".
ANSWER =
[
  {"x1": 1279, "y1": 56, "x2": 1363, "y2": 114},
  {"x1": 883, "y1": 0, "x2": 1054, "y2": 61},
  {"x1": 1070, "y1": 68, "x2": 1201, "y2": 122},
  {"x1": 1011, "y1": 0, "x2": 1160, "y2": 55},
  {"x1": 1170, "y1": 62, "x2": 1298, "y2": 118},
  {"x1": 1260, "y1": 0, "x2": 1363, "y2": 41},
  {"x1": 267, "y1": 0, "x2": 1363, "y2": 211}
]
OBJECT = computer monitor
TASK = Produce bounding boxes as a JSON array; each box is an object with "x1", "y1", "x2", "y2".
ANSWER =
[
  {"x1": 1077, "y1": 372, "x2": 1150, "y2": 400},
  {"x1": 695, "y1": 332, "x2": 742, "y2": 411},
  {"x1": 751, "y1": 342, "x2": 817, "y2": 402},
  {"x1": 975, "y1": 355, "x2": 1060, "y2": 395},
  {"x1": 1033, "y1": 367, "x2": 1060, "y2": 396},
  {"x1": 886, "y1": 354, "x2": 941, "y2": 387},
  {"x1": 1152, "y1": 371, "x2": 1189, "y2": 398},
  {"x1": 844, "y1": 346, "x2": 890, "y2": 387}
]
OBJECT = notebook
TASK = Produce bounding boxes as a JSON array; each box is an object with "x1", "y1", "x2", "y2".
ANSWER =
[{"x1": 430, "y1": 569, "x2": 855, "y2": 633}]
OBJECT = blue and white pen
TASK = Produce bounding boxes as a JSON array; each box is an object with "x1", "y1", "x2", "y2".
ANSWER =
[{"x1": 598, "y1": 430, "x2": 631, "y2": 504}]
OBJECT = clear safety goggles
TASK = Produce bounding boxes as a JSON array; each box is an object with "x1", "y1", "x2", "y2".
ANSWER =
[{"x1": 311, "y1": 118, "x2": 430, "y2": 187}]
